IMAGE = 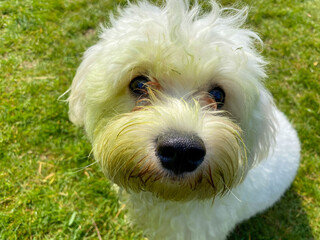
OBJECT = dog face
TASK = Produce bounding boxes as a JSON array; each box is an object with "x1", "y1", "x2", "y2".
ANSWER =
[{"x1": 68, "y1": 0, "x2": 276, "y2": 201}]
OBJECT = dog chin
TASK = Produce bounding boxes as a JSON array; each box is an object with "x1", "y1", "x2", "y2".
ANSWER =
[{"x1": 92, "y1": 95, "x2": 247, "y2": 201}]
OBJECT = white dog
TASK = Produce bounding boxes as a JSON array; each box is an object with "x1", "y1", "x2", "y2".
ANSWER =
[{"x1": 67, "y1": 0, "x2": 300, "y2": 239}]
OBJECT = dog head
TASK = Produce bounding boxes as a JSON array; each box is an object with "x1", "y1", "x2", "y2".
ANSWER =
[{"x1": 68, "y1": 0, "x2": 276, "y2": 201}]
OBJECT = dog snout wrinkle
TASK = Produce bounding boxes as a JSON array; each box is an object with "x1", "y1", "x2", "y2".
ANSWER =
[{"x1": 156, "y1": 132, "x2": 206, "y2": 175}]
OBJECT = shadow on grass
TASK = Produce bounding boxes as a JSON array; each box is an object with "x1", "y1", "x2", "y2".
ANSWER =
[{"x1": 228, "y1": 188, "x2": 314, "y2": 240}]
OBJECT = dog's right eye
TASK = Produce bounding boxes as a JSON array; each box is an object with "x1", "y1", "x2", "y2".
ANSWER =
[{"x1": 129, "y1": 76, "x2": 150, "y2": 95}]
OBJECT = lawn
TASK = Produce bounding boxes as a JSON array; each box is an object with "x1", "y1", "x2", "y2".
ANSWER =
[{"x1": 0, "y1": 0, "x2": 319, "y2": 239}]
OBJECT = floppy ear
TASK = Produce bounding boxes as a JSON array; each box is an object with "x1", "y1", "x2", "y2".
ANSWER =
[
  {"x1": 245, "y1": 88, "x2": 277, "y2": 167},
  {"x1": 68, "y1": 45, "x2": 100, "y2": 126}
]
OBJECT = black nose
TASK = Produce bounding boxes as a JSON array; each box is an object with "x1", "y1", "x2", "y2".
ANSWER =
[{"x1": 156, "y1": 132, "x2": 206, "y2": 175}]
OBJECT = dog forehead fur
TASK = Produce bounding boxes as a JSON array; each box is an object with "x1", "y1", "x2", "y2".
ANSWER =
[
  {"x1": 67, "y1": 0, "x2": 300, "y2": 239},
  {"x1": 69, "y1": 0, "x2": 265, "y2": 126}
]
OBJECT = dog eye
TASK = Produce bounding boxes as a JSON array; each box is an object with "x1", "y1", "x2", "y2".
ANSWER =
[
  {"x1": 209, "y1": 87, "x2": 225, "y2": 109},
  {"x1": 129, "y1": 76, "x2": 150, "y2": 95}
]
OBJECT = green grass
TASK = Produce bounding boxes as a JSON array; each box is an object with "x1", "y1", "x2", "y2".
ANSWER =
[{"x1": 0, "y1": 0, "x2": 319, "y2": 239}]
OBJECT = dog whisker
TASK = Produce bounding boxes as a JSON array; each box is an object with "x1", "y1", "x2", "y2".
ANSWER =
[{"x1": 70, "y1": 161, "x2": 98, "y2": 174}]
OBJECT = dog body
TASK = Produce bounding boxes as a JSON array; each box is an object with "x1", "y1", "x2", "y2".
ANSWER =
[{"x1": 68, "y1": 0, "x2": 300, "y2": 239}]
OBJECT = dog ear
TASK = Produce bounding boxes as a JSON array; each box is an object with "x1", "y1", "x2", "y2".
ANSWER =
[
  {"x1": 68, "y1": 45, "x2": 100, "y2": 127},
  {"x1": 245, "y1": 88, "x2": 277, "y2": 167}
]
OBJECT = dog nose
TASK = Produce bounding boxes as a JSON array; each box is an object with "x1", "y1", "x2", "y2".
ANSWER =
[{"x1": 156, "y1": 132, "x2": 206, "y2": 175}]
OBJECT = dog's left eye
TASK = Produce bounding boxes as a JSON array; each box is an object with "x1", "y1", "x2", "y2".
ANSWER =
[
  {"x1": 209, "y1": 87, "x2": 225, "y2": 109},
  {"x1": 129, "y1": 76, "x2": 150, "y2": 95}
]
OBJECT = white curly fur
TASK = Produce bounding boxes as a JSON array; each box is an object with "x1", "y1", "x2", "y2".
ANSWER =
[{"x1": 67, "y1": 0, "x2": 300, "y2": 239}]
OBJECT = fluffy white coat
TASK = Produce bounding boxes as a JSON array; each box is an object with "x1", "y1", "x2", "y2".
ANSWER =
[{"x1": 68, "y1": 0, "x2": 300, "y2": 239}]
